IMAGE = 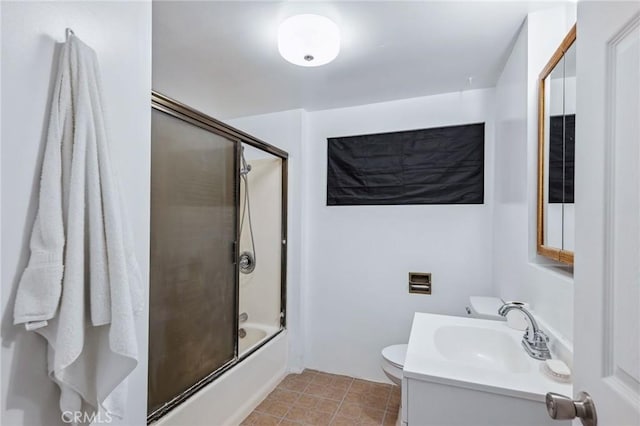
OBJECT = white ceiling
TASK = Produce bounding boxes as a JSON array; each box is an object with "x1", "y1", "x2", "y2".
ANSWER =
[{"x1": 153, "y1": 1, "x2": 564, "y2": 119}]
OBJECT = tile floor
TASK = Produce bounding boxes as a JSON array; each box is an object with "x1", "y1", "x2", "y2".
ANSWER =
[{"x1": 241, "y1": 369, "x2": 400, "y2": 426}]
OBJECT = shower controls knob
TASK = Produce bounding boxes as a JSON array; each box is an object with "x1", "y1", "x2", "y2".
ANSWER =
[
  {"x1": 545, "y1": 392, "x2": 597, "y2": 426},
  {"x1": 239, "y1": 251, "x2": 256, "y2": 274}
]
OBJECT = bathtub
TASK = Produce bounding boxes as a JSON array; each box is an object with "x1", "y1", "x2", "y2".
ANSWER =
[
  {"x1": 154, "y1": 329, "x2": 288, "y2": 426},
  {"x1": 239, "y1": 323, "x2": 280, "y2": 355}
]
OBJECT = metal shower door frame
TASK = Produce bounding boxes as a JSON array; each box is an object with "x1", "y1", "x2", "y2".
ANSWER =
[{"x1": 149, "y1": 91, "x2": 288, "y2": 423}]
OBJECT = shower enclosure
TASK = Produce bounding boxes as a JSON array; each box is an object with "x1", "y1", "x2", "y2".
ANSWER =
[
  {"x1": 147, "y1": 92, "x2": 287, "y2": 422},
  {"x1": 238, "y1": 144, "x2": 285, "y2": 355}
]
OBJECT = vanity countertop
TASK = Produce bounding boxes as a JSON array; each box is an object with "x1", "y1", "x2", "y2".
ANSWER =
[{"x1": 403, "y1": 312, "x2": 573, "y2": 402}]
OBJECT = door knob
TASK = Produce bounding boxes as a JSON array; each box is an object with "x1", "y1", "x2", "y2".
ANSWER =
[{"x1": 545, "y1": 391, "x2": 597, "y2": 426}]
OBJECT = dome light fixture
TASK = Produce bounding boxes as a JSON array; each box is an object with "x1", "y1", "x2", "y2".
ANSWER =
[{"x1": 278, "y1": 14, "x2": 340, "y2": 67}]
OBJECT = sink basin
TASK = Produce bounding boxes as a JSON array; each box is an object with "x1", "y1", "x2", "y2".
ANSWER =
[
  {"x1": 402, "y1": 312, "x2": 572, "y2": 402},
  {"x1": 434, "y1": 325, "x2": 531, "y2": 373}
]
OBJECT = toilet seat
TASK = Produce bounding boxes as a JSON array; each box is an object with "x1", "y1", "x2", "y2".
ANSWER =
[
  {"x1": 381, "y1": 344, "x2": 408, "y2": 426},
  {"x1": 382, "y1": 344, "x2": 407, "y2": 369}
]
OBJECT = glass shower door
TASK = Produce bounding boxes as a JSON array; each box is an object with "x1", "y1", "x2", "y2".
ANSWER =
[{"x1": 148, "y1": 108, "x2": 238, "y2": 415}]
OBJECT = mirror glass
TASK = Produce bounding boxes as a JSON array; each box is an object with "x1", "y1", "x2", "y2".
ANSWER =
[
  {"x1": 538, "y1": 26, "x2": 575, "y2": 265},
  {"x1": 562, "y1": 42, "x2": 576, "y2": 252},
  {"x1": 544, "y1": 55, "x2": 565, "y2": 250}
]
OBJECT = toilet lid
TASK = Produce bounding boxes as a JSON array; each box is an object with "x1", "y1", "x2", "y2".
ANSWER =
[{"x1": 382, "y1": 344, "x2": 408, "y2": 368}]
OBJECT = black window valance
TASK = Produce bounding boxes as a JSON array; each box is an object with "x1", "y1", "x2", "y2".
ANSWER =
[{"x1": 327, "y1": 123, "x2": 485, "y2": 205}]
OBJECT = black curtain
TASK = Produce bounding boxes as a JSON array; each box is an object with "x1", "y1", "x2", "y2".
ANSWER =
[
  {"x1": 327, "y1": 123, "x2": 485, "y2": 205},
  {"x1": 549, "y1": 114, "x2": 575, "y2": 204}
]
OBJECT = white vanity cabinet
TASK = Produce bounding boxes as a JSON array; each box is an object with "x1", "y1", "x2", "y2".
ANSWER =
[
  {"x1": 401, "y1": 313, "x2": 572, "y2": 426},
  {"x1": 402, "y1": 377, "x2": 562, "y2": 426}
]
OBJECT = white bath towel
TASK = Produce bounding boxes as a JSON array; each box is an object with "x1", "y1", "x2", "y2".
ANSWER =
[{"x1": 13, "y1": 32, "x2": 144, "y2": 419}]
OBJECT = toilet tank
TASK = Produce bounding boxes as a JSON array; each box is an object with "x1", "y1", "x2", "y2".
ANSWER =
[{"x1": 467, "y1": 296, "x2": 505, "y2": 321}]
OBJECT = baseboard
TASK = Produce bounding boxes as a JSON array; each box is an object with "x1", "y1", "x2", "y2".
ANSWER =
[{"x1": 287, "y1": 366, "x2": 305, "y2": 374}]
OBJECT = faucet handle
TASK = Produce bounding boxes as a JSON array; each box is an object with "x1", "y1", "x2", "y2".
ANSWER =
[
  {"x1": 531, "y1": 330, "x2": 550, "y2": 350},
  {"x1": 523, "y1": 329, "x2": 552, "y2": 359},
  {"x1": 536, "y1": 330, "x2": 549, "y2": 342}
]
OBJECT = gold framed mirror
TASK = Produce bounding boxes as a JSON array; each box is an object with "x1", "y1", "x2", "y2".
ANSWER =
[{"x1": 537, "y1": 25, "x2": 576, "y2": 265}]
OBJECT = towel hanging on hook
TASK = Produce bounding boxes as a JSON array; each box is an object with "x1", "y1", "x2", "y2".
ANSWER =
[{"x1": 13, "y1": 28, "x2": 143, "y2": 421}]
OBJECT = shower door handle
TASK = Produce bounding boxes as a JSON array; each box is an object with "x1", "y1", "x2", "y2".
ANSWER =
[{"x1": 232, "y1": 241, "x2": 237, "y2": 264}]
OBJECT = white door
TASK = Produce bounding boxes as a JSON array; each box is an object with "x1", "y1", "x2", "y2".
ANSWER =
[{"x1": 573, "y1": 2, "x2": 640, "y2": 426}]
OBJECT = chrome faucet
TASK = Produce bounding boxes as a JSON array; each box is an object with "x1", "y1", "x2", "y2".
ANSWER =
[{"x1": 498, "y1": 302, "x2": 551, "y2": 360}]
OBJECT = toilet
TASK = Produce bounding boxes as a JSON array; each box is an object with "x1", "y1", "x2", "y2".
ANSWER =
[
  {"x1": 380, "y1": 344, "x2": 407, "y2": 385},
  {"x1": 380, "y1": 343, "x2": 408, "y2": 425}
]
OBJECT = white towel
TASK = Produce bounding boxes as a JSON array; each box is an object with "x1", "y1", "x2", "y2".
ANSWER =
[{"x1": 13, "y1": 33, "x2": 144, "y2": 420}]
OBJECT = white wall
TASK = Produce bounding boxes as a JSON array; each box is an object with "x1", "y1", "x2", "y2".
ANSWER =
[
  {"x1": 1, "y1": 2, "x2": 151, "y2": 425},
  {"x1": 227, "y1": 110, "x2": 306, "y2": 373},
  {"x1": 492, "y1": 21, "x2": 530, "y2": 321},
  {"x1": 492, "y1": 5, "x2": 576, "y2": 353},
  {"x1": 305, "y1": 89, "x2": 496, "y2": 382},
  {"x1": 230, "y1": 90, "x2": 496, "y2": 383}
]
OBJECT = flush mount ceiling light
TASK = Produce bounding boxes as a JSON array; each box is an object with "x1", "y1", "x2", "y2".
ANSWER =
[{"x1": 278, "y1": 14, "x2": 340, "y2": 67}]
